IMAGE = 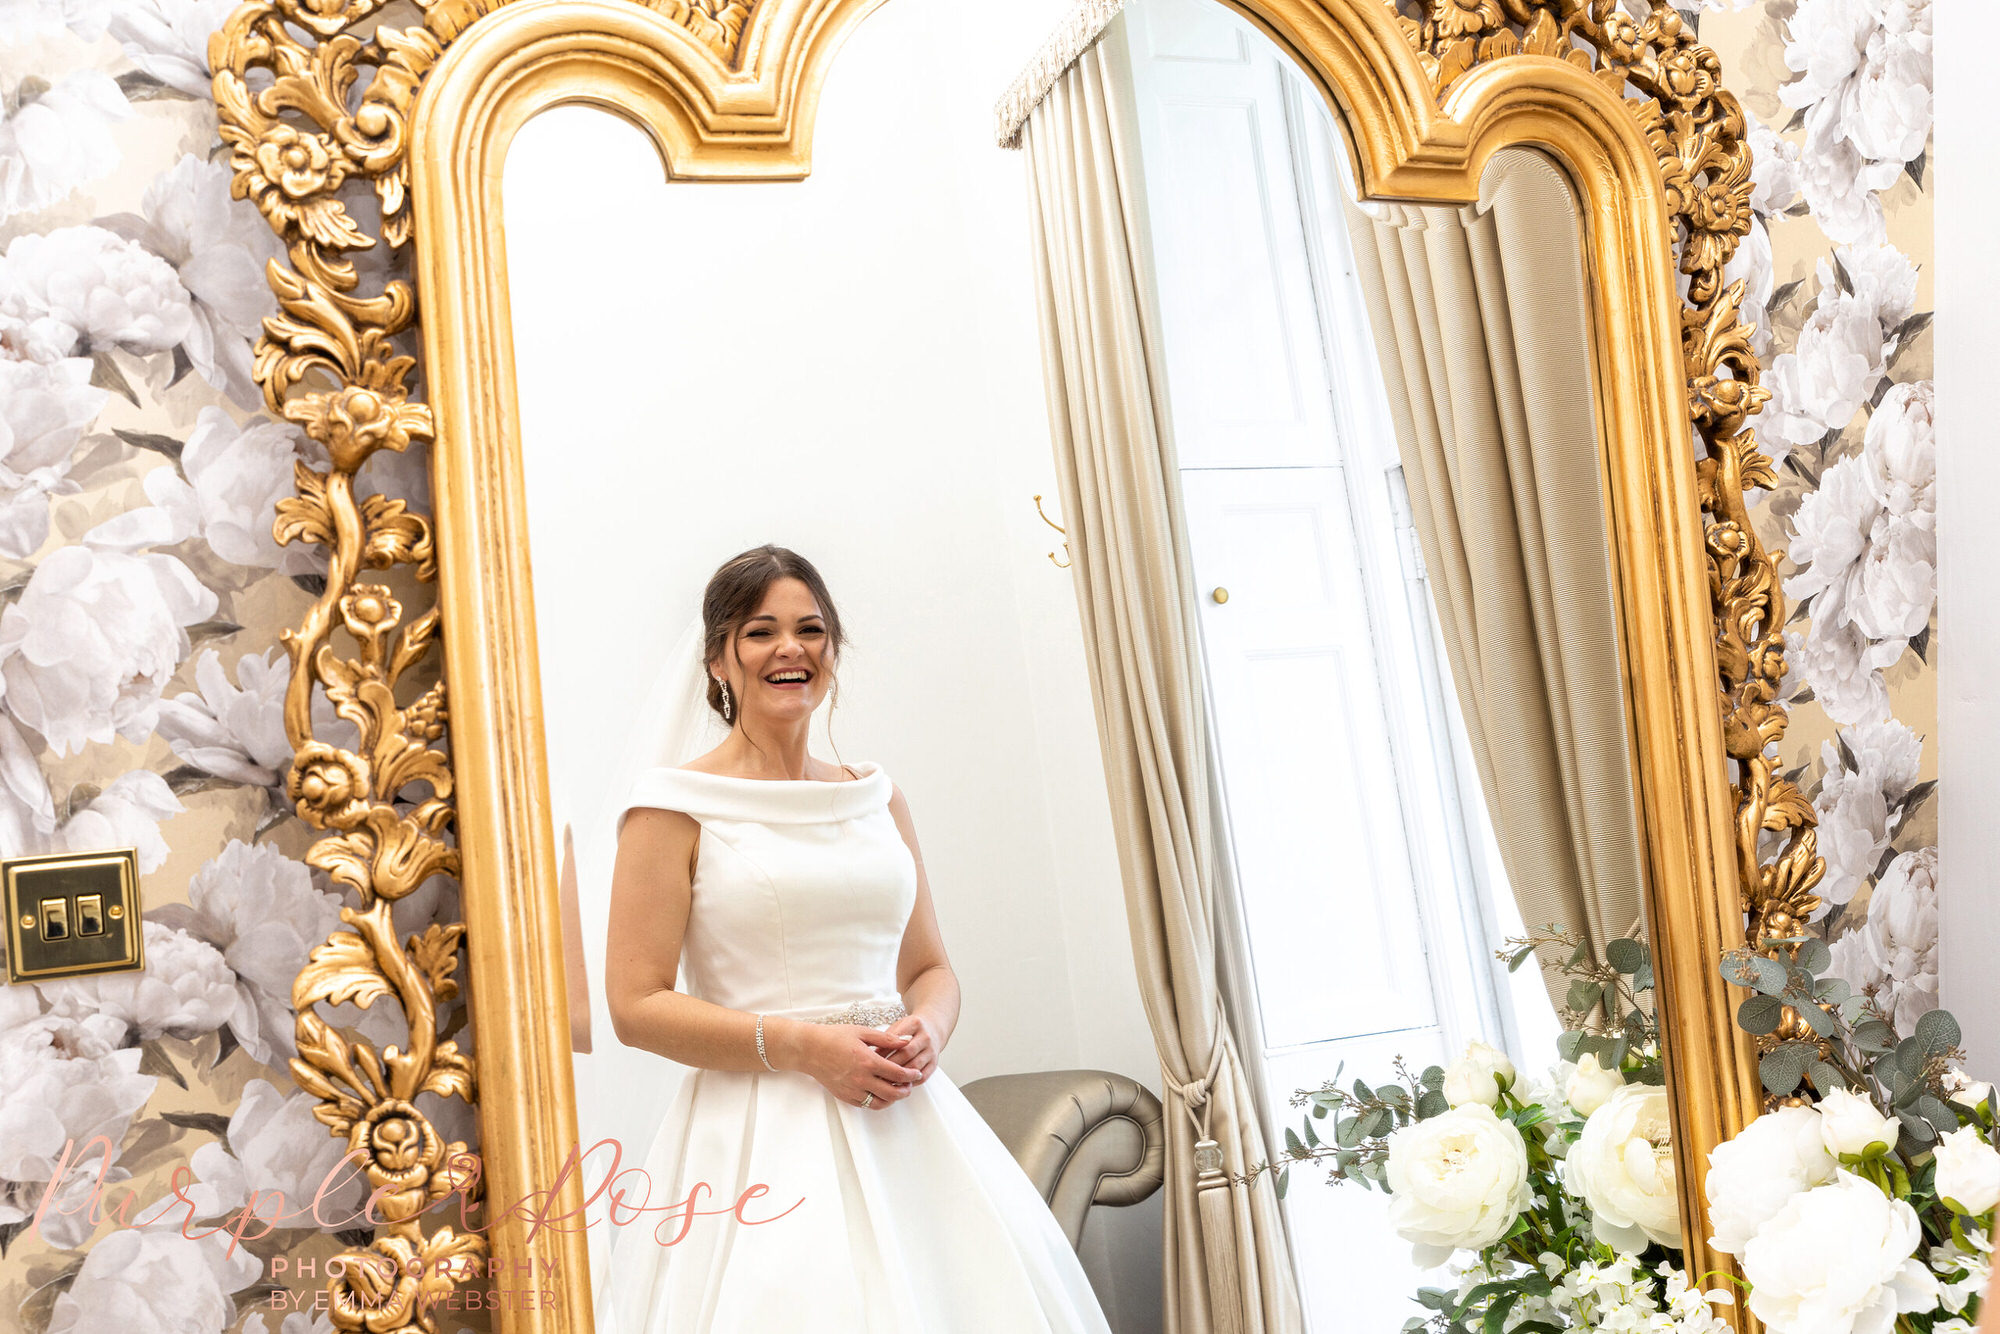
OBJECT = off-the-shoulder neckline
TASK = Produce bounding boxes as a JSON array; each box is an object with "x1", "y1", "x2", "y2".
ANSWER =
[{"x1": 664, "y1": 759, "x2": 879, "y2": 786}]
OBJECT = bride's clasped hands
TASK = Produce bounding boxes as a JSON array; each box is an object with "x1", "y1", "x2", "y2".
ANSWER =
[{"x1": 769, "y1": 1018, "x2": 929, "y2": 1109}]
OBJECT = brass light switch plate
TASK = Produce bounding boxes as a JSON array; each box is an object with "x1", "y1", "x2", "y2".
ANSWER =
[{"x1": 4, "y1": 849, "x2": 143, "y2": 984}]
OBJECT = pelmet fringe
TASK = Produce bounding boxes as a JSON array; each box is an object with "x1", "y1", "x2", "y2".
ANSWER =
[{"x1": 993, "y1": 0, "x2": 1128, "y2": 149}]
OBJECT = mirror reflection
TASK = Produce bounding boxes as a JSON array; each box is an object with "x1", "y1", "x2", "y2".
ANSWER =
[{"x1": 500, "y1": 1, "x2": 1656, "y2": 1329}]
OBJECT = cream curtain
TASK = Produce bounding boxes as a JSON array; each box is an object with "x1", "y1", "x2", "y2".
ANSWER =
[
  {"x1": 1021, "y1": 20, "x2": 1303, "y2": 1334},
  {"x1": 1340, "y1": 150, "x2": 1646, "y2": 994}
]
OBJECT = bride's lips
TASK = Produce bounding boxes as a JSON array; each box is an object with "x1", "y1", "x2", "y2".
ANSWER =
[{"x1": 764, "y1": 669, "x2": 812, "y2": 690}]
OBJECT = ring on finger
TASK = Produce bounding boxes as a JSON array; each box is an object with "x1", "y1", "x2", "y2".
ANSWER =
[{"x1": 860, "y1": 1091, "x2": 874, "y2": 1107}]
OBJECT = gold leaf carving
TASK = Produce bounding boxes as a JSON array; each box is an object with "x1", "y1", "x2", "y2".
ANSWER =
[{"x1": 1392, "y1": 0, "x2": 1824, "y2": 969}]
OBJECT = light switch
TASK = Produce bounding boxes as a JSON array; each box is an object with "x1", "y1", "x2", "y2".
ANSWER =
[{"x1": 4, "y1": 850, "x2": 143, "y2": 984}]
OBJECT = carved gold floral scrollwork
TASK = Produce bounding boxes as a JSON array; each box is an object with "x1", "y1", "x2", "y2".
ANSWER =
[
  {"x1": 210, "y1": 0, "x2": 765, "y2": 1324},
  {"x1": 1392, "y1": 0, "x2": 1827, "y2": 950}
]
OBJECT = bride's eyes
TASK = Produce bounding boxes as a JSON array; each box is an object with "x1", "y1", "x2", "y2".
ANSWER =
[{"x1": 745, "y1": 625, "x2": 824, "y2": 638}]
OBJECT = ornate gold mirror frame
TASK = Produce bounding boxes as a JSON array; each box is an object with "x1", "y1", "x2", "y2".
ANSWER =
[{"x1": 210, "y1": 0, "x2": 1818, "y2": 1327}]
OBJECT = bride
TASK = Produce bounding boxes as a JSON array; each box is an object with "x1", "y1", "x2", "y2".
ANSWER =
[{"x1": 589, "y1": 544, "x2": 1115, "y2": 1331}]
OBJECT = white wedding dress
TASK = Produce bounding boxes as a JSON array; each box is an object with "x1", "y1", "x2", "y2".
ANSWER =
[{"x1": 590, "y1": 760, "x2": 1116, "y2": 1333}]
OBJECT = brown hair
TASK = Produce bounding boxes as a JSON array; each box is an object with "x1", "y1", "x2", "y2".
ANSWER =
[{"x1": 700, "y1": 545, "x2": 847, "y2": 729}]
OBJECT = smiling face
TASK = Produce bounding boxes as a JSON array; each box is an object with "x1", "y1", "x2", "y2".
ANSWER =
[{"x1": 713, "y1": 576, "x2": 834, "y2": 726}]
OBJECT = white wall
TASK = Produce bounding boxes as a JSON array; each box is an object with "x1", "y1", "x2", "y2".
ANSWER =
[
  {"x1": 1934, "y1": 0, "x2": 1998, "y2": 1071},
  {"x1": 500, "y1": 1, "x2": 1165, "y2": 1328}
]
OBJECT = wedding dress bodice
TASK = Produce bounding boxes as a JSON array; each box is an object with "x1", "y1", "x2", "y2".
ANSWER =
[{"x1": 620, "y1": 761, "x2": 915, "y2": 1020}]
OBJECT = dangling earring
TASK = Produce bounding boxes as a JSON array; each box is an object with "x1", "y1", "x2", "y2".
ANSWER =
[{"x1": 718, "y1": 677, "x2": 733, "y2": 722}]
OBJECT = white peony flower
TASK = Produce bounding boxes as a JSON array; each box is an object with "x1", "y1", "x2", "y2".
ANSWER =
[
  {"x1": 0, "y1": 70, "x2": 132, "y2": 226},
  {"x1": 105, "y1": 0, "x2": 240, "y2": 99},
  {"x1": 1384, "y1": 1102, "x2": 1531, "y2": 1267},
  {"x1": 1760, "y1": 289, "x2": 1887, "y2": 456},
  {"x1": 1811, "y1": 719, "x2": 1922, "y2": 908},
  {"x1": 39, "y1": 919, "x2": 236, "y2": 1044},
  {"x1": 1865, "y1": 381, "x2": 1935, "y2": 523},
  {"x1": 1797, "y1": 99, "x2": 1887, "y2": 248},
  {"x1": 1742, "y1": 1171, "x2": 1939, "y2": 1334},
  {"x1": 154, "y1": 647, "x2": 294, "y2": 788},
  {"x1": 0, "y1": 1010, "x2": 156, "y2": 1250},
  {"x1": 1567, "y1": 1083, "x2": 1681, "y2": 1254},
  {"x1": 1706, "y1": 1104, "x2": 1839, "y2": 1256},
  {"x1": 1565, "y1": 1052, "x2": 1623, "y2": 1117},
  {"x1": 1748, "y1": 114, "x2": 1804, "y2": 218},
  {"x1": 41, "y1": 768, "x2": 182, "y2": 873},
  {"x1": 104, "y1": 155, "x2": 284, "y2": 405},
  {"x1": 1442, "y1": 1040, "x2": 1516, "y2": 1108},
  {"x1": 1935, "y1": 1126, "x2": 2000, "y2": 1217},
  {"x1": 42, "y1": 1224, "x2": 262, "y2": 1334},
  {"x1": 147, "y1": 839, "x2": 344, "y2": 1067},
  {"x1": 180, "y1": 1078, "x2": 369, "y2": 1225},
  {"x1": 1721, "y1": 215, "x2": 1775, "y2": 360},
  {"x1": 1946, "y1": 1070, "x2": 1995, "y2": 1116},
  {"x1": 1781, "y1": 0, "x2": 1876, "y2": 111},
  {"x1": 148, "y1": 408, "x2": 316, "y2": 570},
  {"x1": 1788, "y1": 454, "x2": 1878, "y2": 629},
  {"x1": 1790, "y1": 621, "x2": 1895, "y2": 728},
  {"x1": 1849, "y1": 509, "x2": 1934, "y2": 646},
  {"x1": 0, "y1": 543, "x2": 219, "y2": 757},
  {"x1": 0, "y1": 0, "x2": 111, "y2": 42},
  {"x1": 1818, "y1": 1087, "x2": 1900, "y2": 1159},
  {"x1": 0, "y1": 224, "x2": 193, "y2": 363},
  {"x1": 0, "y1": 355, "x2": 106, "y2": 558},
  {"x1": 1929, "y1": 1226, "x2": 1992, "y2": 1315},
  {"x1": 1861, "y1": 848, "x2": 1938, "y2": 1036}
]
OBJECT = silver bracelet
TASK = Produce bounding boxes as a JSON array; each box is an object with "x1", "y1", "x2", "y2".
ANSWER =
[{"x1": 754, "y1": 1014, "x2": 777, "y2": 1072}]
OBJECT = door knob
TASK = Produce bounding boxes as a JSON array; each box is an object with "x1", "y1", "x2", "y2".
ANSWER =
[{"x1": 1211, "y1": 587, "x2": 1229, "y2": 604}]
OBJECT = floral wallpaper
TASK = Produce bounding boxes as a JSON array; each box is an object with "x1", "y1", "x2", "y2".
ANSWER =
[
  {"x1": 1694, "y1": 0, "x2": 1937, "y2": 1038},
  {"x1": 0, "y1": 2, "x2": 471, "y2": 1331},
  {"x1": 0, "y1": 0, "x2": 1936, "y2": 1330}
]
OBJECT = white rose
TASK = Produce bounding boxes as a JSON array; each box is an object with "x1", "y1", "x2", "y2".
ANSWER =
[
  {"x1": 1935, "y1": 1127, "x2": 2000, "y2": 1217},
  {"x1": 1819, "y1": 1088, "x2": 1901, "y2": 1159},
  {"x1": 1383, "y1": 1103, "x2": 1531, "y2": 1267},
  {"x1": 43, "y1": 1225, "x2": 262, "y2": 1334},
  {"x1": 1706, "y1": 1104, "x2": 1839, "y2": 1255},
  {"x1": 1945, "y1": 1072, "x2": 1994, "y2": 1115},
  {"x1": 1567, "y1": 1083, "x2": 1682, "y2": 1254},
  {"x1": 0, "y1": 71, "x2": 132, "y2": 227},
  {"x1": 0, "y1": 224, "x2": 192, "y2": 361},
  {"x1": 0, "y1": 544, "x2": 219, "y2": 757},
  {"x1": 1442, "y1": 1040, "x2": 1516, "y2": 1108},
  {"x1": 1743, "y1": 1171, "x2": 1939, "y2": 1334},
  {"x1": 1565, "y1": 1052, "x2": 1624, "y2": 1116},
  {"x1": 39, "y1": 920, "x2": 236, "y2": 1044}
]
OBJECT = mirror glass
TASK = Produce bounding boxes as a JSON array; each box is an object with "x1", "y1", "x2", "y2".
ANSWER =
[{"x1": 499, "y1": 1, "x2": 1656, "y2": 1328}]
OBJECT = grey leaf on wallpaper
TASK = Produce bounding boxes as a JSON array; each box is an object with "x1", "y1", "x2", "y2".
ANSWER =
[
  {"x1": 86, "y1": 349, "x2": 138, "y2": 405},
  {"x1": 112, "y1": 427, "x2": 182, "y2": 459},
  {"x1": 112, "y1": 69, "x2": 196, "y2": 103}
]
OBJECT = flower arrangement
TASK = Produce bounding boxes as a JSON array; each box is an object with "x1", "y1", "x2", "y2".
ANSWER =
[
  {"x1": 1703, "y1": 939, "x2": 1990, "y2": 1334},
  {"x1": 1243, "y1": 928, "x2": 1734, "y2": 1332},
  {"x1": 1244, "y1": 924, "x2": 1994, "y2": 1334}
]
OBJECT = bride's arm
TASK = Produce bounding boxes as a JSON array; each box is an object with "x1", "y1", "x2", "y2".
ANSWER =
[
  {"x1": 887, "y1": 785, "x2": 960, "y2": 1074},
  {"x1": 603, "y1": 809, "x2": 919, "y2": 1104}
]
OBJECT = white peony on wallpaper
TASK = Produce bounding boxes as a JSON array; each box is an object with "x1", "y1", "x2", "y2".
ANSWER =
[{"x1": 0, "y1": 0, "x2": 1934, "y2": 1330}]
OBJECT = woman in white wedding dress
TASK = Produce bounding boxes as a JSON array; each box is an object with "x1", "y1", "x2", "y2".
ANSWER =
[{"x1": 589, "y1": 545, "x2": 1115, "y2": 1333}]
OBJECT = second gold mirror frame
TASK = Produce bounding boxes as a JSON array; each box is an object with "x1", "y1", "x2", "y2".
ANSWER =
[{"x1": 207, "y1": 0, "x2": 1818, "y2": 1328}]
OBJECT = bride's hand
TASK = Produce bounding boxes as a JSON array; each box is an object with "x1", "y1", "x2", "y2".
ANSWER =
[
  {"x1": 791, "y1": 1024, "x2": 921, "y2": 1109},
  {"x1": 878, "y1": 1015, "x2": 937, "y2": 1084}
]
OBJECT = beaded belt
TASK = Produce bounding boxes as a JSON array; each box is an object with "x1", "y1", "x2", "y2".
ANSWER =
[{"x1": 800, "y1": 999, "x2": 908, "y2": 1027}]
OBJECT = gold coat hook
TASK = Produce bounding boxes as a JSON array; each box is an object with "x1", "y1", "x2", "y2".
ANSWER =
[{"x1": 1034, "y1": 494, "x2": 1072, "y2": 569}]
